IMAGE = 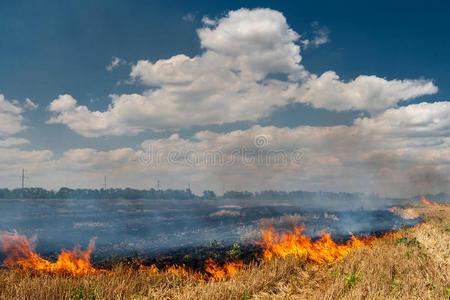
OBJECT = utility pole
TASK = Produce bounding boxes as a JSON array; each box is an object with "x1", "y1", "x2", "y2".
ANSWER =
[
  {"x1": 21, "y1": 169, "x2": 25, "y2": 190},
  {"x1": 157, "y1": 179, "x2": 160, "y2": 190},
  {"x1": 20, "y1": 168, "x2": 26, "y2": 199},
  {"x1": 103, "y1": 175, "x2": 107, "y2": 190}
]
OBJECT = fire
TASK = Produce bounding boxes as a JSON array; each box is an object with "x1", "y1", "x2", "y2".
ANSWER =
[
  {"x1": 421, "y1": 195, "x2": 442, "y2": 206},
  {"x1": 139, "y1": 259, "x2": 244, "y2": 281},
  {"x1": 0, "y1": 231, "x2": 245, "y2": 281},
  {"x1": 163, "y1": 264, "x2": 203, "y2": 281},
  {"x1": 138, "y1": 262, "x2": 159, "y2": 275},
  {"x1": 258, "y1": 225, "x2": 375, "y2": 264},
  {"x1": 0, "y1": 231, "x2": 99, "y2": 276},
  {"x1": 0, "y1": 228, "x2": 378, "y2": 279},
  {"x1": 421, "y1": 195, "x2": 432, "y2": 205},
  {"x1": 138, "y1": 262, "x2": 205, "y2": 281},
  {"x1": 1, "y1": 222, "x2": 410, "y2": 280},
  {"x1": 204, "y1": 258, "x2": 245, "y2": 281}
]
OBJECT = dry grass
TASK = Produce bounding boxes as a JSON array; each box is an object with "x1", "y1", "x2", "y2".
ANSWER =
[
  {"x1": 0, "y1": 257, "x2": 304, "y2": 300},
  {"x1": 0, "y1": 205, "x2": 449, "y2": 300}
]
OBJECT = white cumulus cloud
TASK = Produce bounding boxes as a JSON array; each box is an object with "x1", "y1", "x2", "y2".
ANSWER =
[
  {"x1": 3, "y1": 102, "x2": 450, "y2": 196},
  {"x1": 47, "y1": 8, "x2": 437, "y2": 137},
  {"x1": 0, "y1": 94, "x2": 27, "y2": 137},
  {"x1": 296, "y1": 72, "x2": 437, "y2": 113}
]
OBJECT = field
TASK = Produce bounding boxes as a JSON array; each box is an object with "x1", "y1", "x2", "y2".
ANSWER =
[{"x1": 0, "y1": 205, "x2": 449, "y2": 300}]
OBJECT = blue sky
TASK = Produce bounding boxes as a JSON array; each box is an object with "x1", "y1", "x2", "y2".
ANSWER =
[{"x1": 0, "y1": 1, "x2": 449, "y2": 196}]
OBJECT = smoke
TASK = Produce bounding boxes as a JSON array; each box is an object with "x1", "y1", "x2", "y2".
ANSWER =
[{"x1": 407, "y1": 166, "x2": 450, "y2": 195}]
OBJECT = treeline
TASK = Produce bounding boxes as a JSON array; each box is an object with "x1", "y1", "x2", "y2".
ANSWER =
[
  {"x1": 0, "y1": 188, "x2": 364, "y2": 201},
  {"x1": 0, "y1": 187, "x2": 448, "y2": 202},
  {"x1": 0, "y1": 188, "x2": 365, "y2": 201},
  {"x1": 0, "y1": 187, "x2": 198, "y2": 200},
  {"x1": 223, "y1": 190, "x2": 367, "y2": 201}
]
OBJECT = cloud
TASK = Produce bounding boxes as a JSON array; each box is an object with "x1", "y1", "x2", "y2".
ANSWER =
[
  {"x1": 123, "y1": 101, "x2": 445, "y2": 195},
  {"x1": 363, "y1": 101, "x2": 449, "y2": 132},
  {"x1": 48, "y1": 8, "x2": 437, "y2": 137},
  {"x1": 0, "y1": 147, "x2": 53, "y2": 182},
  {"x1": 106, "y1": 56, "x2": 123, "y2": 71},
  {"x1": 130, "y1": 101, "x2": 450, "y2": 196},
  {"x1": 4, "y1": 101, "x2": 450, "y2": 196},
  {"x1": 182, "y1": 13, "x2": 196, "y2": 22},
  {"x1": 0, "y1": 94, "x2": 26, "y2": 137},
  {"x1": 201, "y1": 16, "x2": 216, "y2": 26},
  {"x1": 301, "y1": 22, "x2": 330, "y2": 49},
  {"x1": 353, "y1": 101, "x2": 450, "y2": 140},
  {"x1": 197, "y1": 8, "x2": 303, "y2": 79},
  {"x1": 0, "y1": 138, "x2": 30, "y2": 147},
  {"x1": 48, "y1": 94, "x2": 77, "y2": 112},
  {"x1": 296, "y1": 72, "x2": 438, "y2": 113},
  {"x1": 47, "y1": 94, "x2": 129, "y2": 137},
  {"x1": 49, "y1": 8, "x2": 305, "y2": 136},
  {"x1": 24, "y1": 98, "x2": 38, "y2": 110}
]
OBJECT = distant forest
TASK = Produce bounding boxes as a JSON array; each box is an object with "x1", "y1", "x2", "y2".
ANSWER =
[{"x1": 0, "y1": 187, "x2": 449, "y2": 202}]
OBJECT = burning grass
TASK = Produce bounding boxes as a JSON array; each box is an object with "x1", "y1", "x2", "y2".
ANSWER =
[
  {"x1": 258, "y1": 225, "x2": 376, "y2": 263},
  {"x1": 0, "y1": 232, "x2": 99, "y2": 277},
  {"x1": 0, "y1": 204, "x2": 449, "y2": 299}
]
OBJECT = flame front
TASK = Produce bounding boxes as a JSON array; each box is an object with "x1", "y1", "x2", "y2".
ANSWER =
[
  {"x1": 204, "y1": 258, "x2": 245, "y2": 281},
  {"x1": 0, "y1": 231, "x2": 98, "y2": 276},
  {"x1": 0, "y1": 224, "x2": 391, "y2": 280},
  {"x1": 258, "y1": 225, "x2": 375, "y2": 264}
]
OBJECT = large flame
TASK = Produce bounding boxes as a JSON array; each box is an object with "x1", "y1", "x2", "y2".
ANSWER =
[
  {"x1": 258, "y1": 225, "x2": 375, "y2": 264},
  {"x1": 0, "y1": 231, "x2": 246, "y2": 281},
  {"x1": 0, "y1": 231, "x2": 98, "y2": 276},
  {"x1": 204, "y1": 258, "x2": 245, "y2": 281}
]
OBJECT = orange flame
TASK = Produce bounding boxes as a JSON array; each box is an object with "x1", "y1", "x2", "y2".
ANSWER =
[
  {"x1": 138, "y1": 262, "x2": 159, "y2": 275},
  {"x1": 204, "y1": 258, "x2": 245, "y2": 281},
  {"x1": 421, "y1": 195, "x2": 432, "y2": 205},
  {"x1": 138, "y1": 259, "x2": 244, "y2": 281},
  {"x1": 0, "y1": 231, "x2": 99, "y2": 276},
  {"x1": 257, "y1": 225, "x2": 375, "y2": 264},
  {"x1": 167, "y1": 264, "x2": 207, "y2": 281},
  {"x1": 0, "y1": 231, "x2": 245, "y2": 281},
  {"x1": 421, "y1": 195, "x2": 442, "y2": 206}
]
